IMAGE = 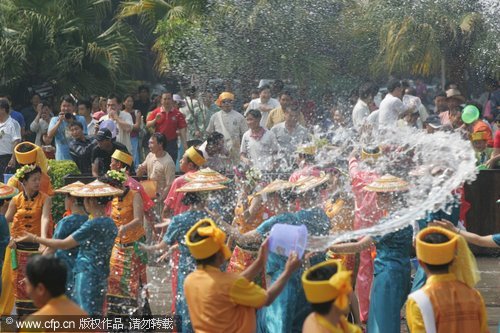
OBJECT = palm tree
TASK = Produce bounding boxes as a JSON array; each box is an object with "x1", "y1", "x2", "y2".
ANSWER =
[{"x1": 0, "y1": 0, "x2": 141, "y2": 99}]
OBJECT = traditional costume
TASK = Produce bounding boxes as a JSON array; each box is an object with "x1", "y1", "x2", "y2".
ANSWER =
[
  {"x1": 69, "y1": 180, "x2": 121, "y2": 315},
  {"x1": 302, "y1": 260, "x2": 362, "y2": 333},
  {"x1": 184, "y1": 219, "x2": 268, "y2": 333},
  {"x1": 406, "y1": 226, "x2": 487, "y2": 333},
  {"x1": 162, "y1": 147, "x2": 206, "y2": 315},
  {"x1": 254, "y1": 180, "x2": 311, "y2": 333},
  {"x1": 362, "y1": 174, "x2": 413, "y2": 333},
  {"x1": 347, "y1": 150, "x2": 382, "y2": 322},
  {"x1": 1, "y1": 143, "x2": 54, "y2": 315},
  {"x1": 52, "y1": 182, "x2": 87, "y2": 299},
  {"x1": 0, "y1": 184, "x2": 18, "y2": 301},
  {"x1": 8, "y1": 165, "x2": 49, "y2": 315},
  {"x1": 163, "y1": 179, "x2": 226, "y2": 333}
]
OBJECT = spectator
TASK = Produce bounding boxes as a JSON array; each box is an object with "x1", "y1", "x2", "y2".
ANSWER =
[
  {"x1": 20, "y1": 93, "x2": 41, "y2": 142},
  {"x1": 99, "y1": 94, "x2": 133, "y2": 153},
  {"x1": 23, "y1": 255, "x2": 87, "y2": 317},
  {"x1": 270, "y1": 107, "x2": 309, "y2": 170},
  {"x1": 0, "y1": 94, "x2": 26, "y2": 139},
  {"x1": 69, "y1": 122, "x2": 95, "y2": 174},
  {"x1": 198, "y1": 131, "x2": 231, "y2": 173},
  {"x1": 352, "y1": 83, "x2": 375, "y2": 130},
  {"x1": 266, "y1": 91, "x2": 305, "y2": 129},
  {"x1": 240, "y1": 109, "x2": 278, "y2": 172},
  {"x1": 47, "y1": 95, "x2": 87, "y2": 160},
  {"x1": 242, "y1": 89, "x2": 259, "y2": 111},
  {"x1": 245, "y1": 85, "x2": 280, "y2": 127},
  {"x1": 433, "y1": 92, "x2": 448, "y2": 115},
  {"x1": 123, "y1": 94, "x2": 142, "y2": 169},
  {"x1": 134, "y1": 85, "x2": 152, "y2": 123},
  {"x1": 77, "y1": 99, "x2": 96, "y2": 137},
  {"x1": 30, "y1": 101, "x2": 53, "y2": 147},
  {"x1": 207, "y1": 92, "x2": 247, "y2": 165},
  {"x1": 137, "y1": 133, "x2": 176, "y2": 204},
  {"x1": 378, "y1": 79, "x2": 416, "y2": 128},
  {"x1": 91, "y1": 128, "x2": 128, "y2": 177},
  {"x1": 90, "y1": 95, "x2": 100, "y2": 115},
  {"x1": 146, "y1": 91, "x2": 188, "y2": 163},
  {"x1": 0, "y1": 98, "x2": 21, "y2": 181}
]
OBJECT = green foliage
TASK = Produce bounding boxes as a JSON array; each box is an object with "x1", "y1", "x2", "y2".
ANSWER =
[
  {"x1": 47, "y1": 159, "x2": 81, "y2": 222},
  {"x1": 0, "y1": 0, "x2": 142, "y2": 98}
]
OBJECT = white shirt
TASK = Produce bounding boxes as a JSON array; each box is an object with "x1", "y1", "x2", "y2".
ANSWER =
[
  {"x1": 378, "y1": 93, "x2": 407, "y2": 127},
  {"x1": 0, "y1": 116, "x2": 21, "y2": 155},
  {"x1": 365, "y1": 110, "x2": 379, "y2": 130},
  {"x1": 206, "y1": 110, "x2": 247, "y2": 152},
  {"x1": 271, "y1": 122, "x2": 310, "y2": 156},
  {"x1": 352, "y1": 99, "x2": 370, "y2": 129},
  {"x1": 86, "y1": 118, "x2": 97, "y2": 138},
  {"x1": 240, "y1": 129, "x2": 278, "y2": 172},
  {"x1": 101, "y1": 111, "x2": 133, "y2": 152},
  {"x1": 30, "y1": 118, "x2": 50, "y2": 147},
  {"x1": 245, "y1": 98, "x2": 280, "y2": 127}
]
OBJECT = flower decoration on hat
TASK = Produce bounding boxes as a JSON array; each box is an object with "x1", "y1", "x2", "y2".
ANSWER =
[
  {"x1": 245, "y1": 167, "x2": 262, "y2": 187},
  {"x1": 15, "y1": 164, "x2": 37, "y2": 181},
  {"x1": 106, "y1": 169, "x2": 127, "y2": 184}
]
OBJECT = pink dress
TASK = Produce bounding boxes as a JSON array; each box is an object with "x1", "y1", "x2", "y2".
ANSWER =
[{"x1": 349, "y1": 157, "x2": 384, "y2": 322}]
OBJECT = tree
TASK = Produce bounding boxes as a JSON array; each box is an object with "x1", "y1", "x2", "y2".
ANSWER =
[{"x1": 0, "y1": 0, "x2": 141, "y2": 100}]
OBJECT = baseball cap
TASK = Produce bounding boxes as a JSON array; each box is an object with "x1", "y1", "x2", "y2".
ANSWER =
[{"x1": 96, "y1": 128, "x2": 112, "y2": 141}]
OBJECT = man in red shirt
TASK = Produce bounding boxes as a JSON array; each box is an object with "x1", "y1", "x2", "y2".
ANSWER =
[{"x1": 146, "y1": 91, "x2": 188, "y2": 162}]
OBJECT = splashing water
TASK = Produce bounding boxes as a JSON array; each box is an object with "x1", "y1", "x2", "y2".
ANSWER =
[{"x1": 307, "y1": 125, "x2": 477, "y2": 251}]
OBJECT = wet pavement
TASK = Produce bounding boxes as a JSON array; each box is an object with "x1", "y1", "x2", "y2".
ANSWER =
[{"x1": 147, "y1": 256, "x2": 500, "y2": 331}]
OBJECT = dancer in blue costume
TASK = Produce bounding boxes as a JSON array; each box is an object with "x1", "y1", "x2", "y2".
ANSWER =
[
  {"x1": 223, "y1": 179, "x2": 309, "y2": 333},
  {"x1": 329, "y1": 174, "x2": 413, "y2": 333},
  {"x1": 51, "y1": 182, "x2": 88, "y2": 299},
  {"x1": 18, "y1": 180, "x2": 120, "y2": 315},
  {"x1": 141, "y1": 181, "x2": 227, "y2": 333}
]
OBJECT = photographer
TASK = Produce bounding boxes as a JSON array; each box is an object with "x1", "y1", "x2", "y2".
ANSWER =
[
  {"x1": 47, "y1": 95, "x2": 87, "y2": 160},
  {"x1": 30, "y1": 101, "x2": 53, "y2": 146}
]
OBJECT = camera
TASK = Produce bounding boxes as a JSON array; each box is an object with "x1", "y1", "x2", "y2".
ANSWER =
[{"x1": 65, "y1": 113, "x2": 75, "y2": 120}]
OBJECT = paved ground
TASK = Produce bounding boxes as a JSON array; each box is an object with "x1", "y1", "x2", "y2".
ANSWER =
[{"x1": 147, "y1": 256, "x2": 500, "y2": 331}]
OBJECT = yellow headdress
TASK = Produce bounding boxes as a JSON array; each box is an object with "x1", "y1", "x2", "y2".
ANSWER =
[
  {"x1": 361, "y1": 146, "x2": 381, "y2": 161},
  {"x1": 416, "y1": 226, "x2": 480, "y2": 288},
  {"x1": 14, "y1": 142, "x2": 48, "y2": 174},
  {"x1": 470, "y1": 131, "x2": 486, "y2": 142},
  {"x1": 185, "y1": 218, "x2": 232, "y2": 261},
  {"x1": 185, "y1": 146, "x2": 207, "y2": 167},
  {"x1": 215, "y1": 92, "x2": 235, "y2": 107},
  {"x1": 302, "y1": 260, "x2": 353, "y2": 311},
  {"x1": 111, "y1": 150, "x2": 133, "y2": 167}
]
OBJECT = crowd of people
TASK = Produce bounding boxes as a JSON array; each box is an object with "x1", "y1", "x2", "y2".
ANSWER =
[{"x1": 0, "y1": 77, "x2": 499, "y2": 333}]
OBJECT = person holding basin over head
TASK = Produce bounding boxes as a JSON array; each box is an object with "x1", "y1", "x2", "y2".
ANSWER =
[
  {"x1": 16, "y1": 179, "x2": 122, "y2": 315},
  {"x1": 183, "y1": 218, "x2": 301, "y2": 333}
]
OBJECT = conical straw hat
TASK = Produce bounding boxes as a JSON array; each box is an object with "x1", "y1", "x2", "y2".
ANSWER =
[
  {"x1": 363, "y1": 174, "x2": 409, "y2": 193},
  {"x1": 176, "y1": 180, "x2": 228, "y2": 193},
  {"x1": 55, "y1": 181, "x2": 85, "y2": 194},
  {"x1": 184, "y1": 167, "x2": 230, "y2": 184},
  {"x1": 0, "y1": 183, "x2": 18, "y2": 200},
  {"x1": 295, "y1": 173, "x2": 330, "y2": 194},
  {"x1": 70, "y1": 179, "x2": 124, "y2": 197},
  {"x1": 256, "y1": 179, "x2": 295, "y2": 195}
]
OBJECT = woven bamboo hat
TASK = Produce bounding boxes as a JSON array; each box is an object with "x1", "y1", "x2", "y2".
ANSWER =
[
  {"x1": 256, "y1": 179, "x2": 295, "y2": 195},
  {"x1": 363, "y1": 174, "x2": 409, "y2": 193},
  {"x1": 184, "y1": 168, "x2": 230, "y2": 184},
  {"x1": 55, "y1": 181, "x2": 85, "y2": 194},
  {"x1": 70, "y1": 179, "x2": 124, "y2": 197},
  {"x1": 176, "y1": 180, "x2": 228, "y2": 193},
  {"x1": 0, "y1": 183, "x2": 18, "y2": 200},
  {"x1": 294, "y1": 173, "x2": 330, "y2": 194}
]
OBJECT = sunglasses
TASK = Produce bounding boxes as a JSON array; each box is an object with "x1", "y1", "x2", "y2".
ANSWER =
[{"x1": 221, "y1": 100, "x2": 233, "y2": 104}]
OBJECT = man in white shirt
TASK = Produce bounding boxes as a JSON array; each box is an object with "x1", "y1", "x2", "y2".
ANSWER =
[
  {"x1": 207, "y1": 92, "x2": 247, "y2": 164},
  {"x1": 240, "y1": 109, "x2": 278, "y2": 172},
  {"x1": 271, "y1": 107, "x2": 310, "y2": 170},
  {"x1": 100, "y1": 94, "x2": 133, "y2": 152},
  {"x1": 378, "y1": 79, "x2": 416, "y2": 128},
  {"x1": 0, "y1": 98, "x2": 21, "y2": 180},
  {"x1": 245, "y1": 84, "x2": 280, "y2": 127},
  {"x1": 352, "y1": 83, "x2": 375, "y2": 130}
]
